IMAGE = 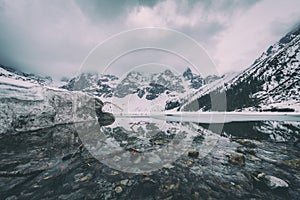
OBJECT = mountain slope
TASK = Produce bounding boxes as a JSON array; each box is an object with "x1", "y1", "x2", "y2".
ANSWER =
[
  {"x1": 182, "y1": 26, "x2": 300, "y2": 112},
  {"x1": 0, "y1": 65, "x2": 53, "y2": 86}
]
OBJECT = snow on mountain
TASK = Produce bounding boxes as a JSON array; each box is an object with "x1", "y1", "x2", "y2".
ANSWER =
[
  {"x1": 0, "y1": 66, "x2": 103, "y2": 134},
  {"x1": 182, "y1": 68, "x2": 203, "y2": 89},
  {"x1": 178, "y1": 72, "x2": 237, "y2": 111},
  {"x1": 0, "y1": 65, "x2": 53, "y2": 86},
  {"x1": 61, "y1": 72, "x2": 119, "y2": 98},
  {"x1": 62, "y1": 68, "x2": 219, "y2": 112},
  {"x1": 0, "y1": 63, "x2": 222, "y2": 135},
  {"x1": 181, "y1": 26, "x2": 300, "y2": 112}
]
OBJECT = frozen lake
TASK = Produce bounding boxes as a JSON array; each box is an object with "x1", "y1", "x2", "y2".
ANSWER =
[{"x1": 115, "y1": 112, "x2": 300, "y2": 123}]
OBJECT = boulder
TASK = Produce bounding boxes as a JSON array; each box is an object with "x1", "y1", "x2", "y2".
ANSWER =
[{"x1": 97, "y1": 112, "x2": 115, "y2": 126}]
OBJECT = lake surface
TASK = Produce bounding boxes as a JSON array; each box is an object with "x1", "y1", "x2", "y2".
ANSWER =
[{"x1": 0, "y1": 117, "x2": 299, "y2": 199}]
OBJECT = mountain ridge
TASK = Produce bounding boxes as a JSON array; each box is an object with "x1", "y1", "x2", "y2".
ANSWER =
[{"x1": 181, "y1": 26, "x2": 300, "y2": 112}]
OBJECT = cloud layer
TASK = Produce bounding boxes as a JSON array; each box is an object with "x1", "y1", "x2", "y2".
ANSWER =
[{"x1": 0, "y1": 0, "x2": 299, "y2": 78}]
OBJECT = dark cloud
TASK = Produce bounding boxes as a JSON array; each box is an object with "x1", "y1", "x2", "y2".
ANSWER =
[
  {"x1": 0, "y1": 0, "x2": 298, "y2": 79},
  {"x1": 76, "y1": 0, "x2": 137, "y2": 21},
  {"x1": 75, "y1": 0, "x2": 163, "y2": 23}
]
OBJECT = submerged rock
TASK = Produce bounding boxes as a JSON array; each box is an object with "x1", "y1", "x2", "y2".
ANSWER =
[
  {"x1": 115, "y1": 186, "x2": 123, "y2": 193},
  {"x1": 284, "y1": 159, "x2": 300, "y2": 169},
  {"x1": 185, "y1": 160, "x2": 193, "y2": 167},
  {"x1": 227, "y1": 153, "x2": 245, "y2": 166},
  {"x1": 188, "y1": 150, "x2": 199, "y2": 158},
  {"x1": 5, "y1": 195, "x2": 18, "y2": 200},
  {"x1": 159, "y1": 182, "x2": 179, "y2": 193},
  {"x1": 233, "y1": 139, "x2": 260, "y2": 148},
  {"x1": 237, "y1": 146, "x2": 256, "y2": 155},
  {"x1": 265, "y1": 175, "x2": 289, "y2": 189},
  {"x1": 256, "y1": 173, "x2": 289, "y2": 190},
  {"x1": 120, "y1": 179, "x2": 129, "y2": 186}
]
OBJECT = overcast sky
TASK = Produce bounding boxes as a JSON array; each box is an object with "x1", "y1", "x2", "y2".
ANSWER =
[{"x1": 0, "y1": 0, "x2": 300, "y2": 79}]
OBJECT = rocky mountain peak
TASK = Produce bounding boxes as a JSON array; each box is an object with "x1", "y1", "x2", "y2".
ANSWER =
[
  {"x1": 183, "y1": 67, "x2": 193, "y2": 80},
  {"x1": 279, "y1": 25, "x2": 300, "y2": 45}
]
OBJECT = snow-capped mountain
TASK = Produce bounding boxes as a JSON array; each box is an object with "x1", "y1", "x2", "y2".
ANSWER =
[
  {"x1": 61, "y1": 68, "x2": 219, "y2": 111},
  {"x1": 61, "y1": 72, "x2": 119, "y2": 98},
  {"x1": 182, "y1": 26, "x2": 300, "y2": 112},
  {"x1": 62, "y1": 69, "x2": 186, "y2": 99},
  {"x1": 0, "y1": 65, "x2": 53, "y2": 86}
]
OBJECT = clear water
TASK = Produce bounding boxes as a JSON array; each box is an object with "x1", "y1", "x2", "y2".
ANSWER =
[{"x1": 1, "y1": 119, "x2": 299, "y2": 199}]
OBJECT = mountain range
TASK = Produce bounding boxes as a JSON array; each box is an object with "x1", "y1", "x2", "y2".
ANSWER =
[
  {"x1": 60, "y1": 68, "x2": 220, "y2": 112},
  {"x1": 0, "y1": 25, "x2": 299, "y2": 127}
]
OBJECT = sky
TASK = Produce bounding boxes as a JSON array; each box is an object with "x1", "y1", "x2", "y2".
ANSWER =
[{"x1": 0, "y1": 0, "x2": 300, "y2": 79}]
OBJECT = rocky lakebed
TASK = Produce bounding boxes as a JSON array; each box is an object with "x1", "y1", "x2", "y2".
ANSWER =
[{"x1": 0, "y1": 119, "x2": 299, "y2": 200}]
